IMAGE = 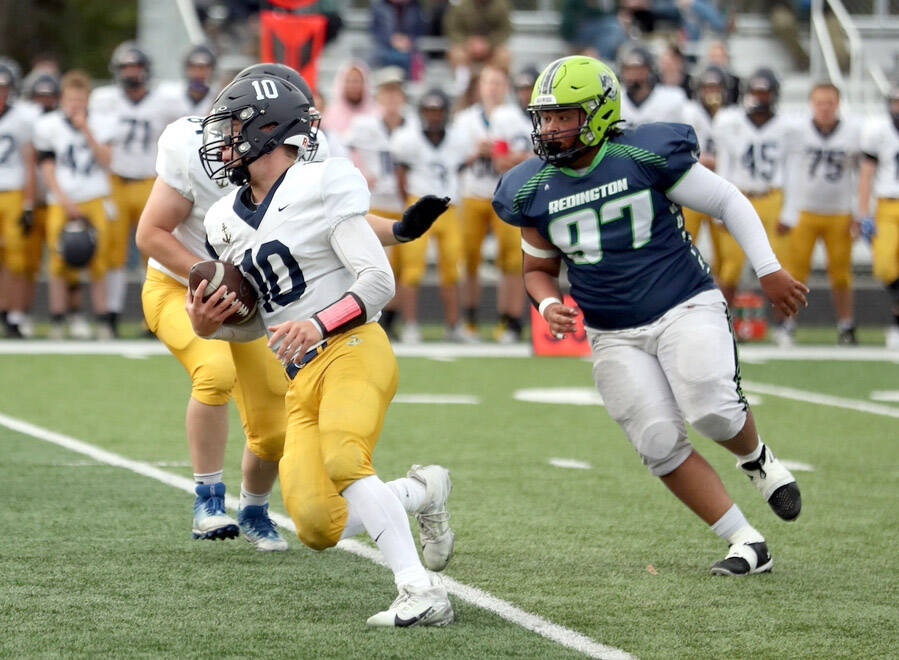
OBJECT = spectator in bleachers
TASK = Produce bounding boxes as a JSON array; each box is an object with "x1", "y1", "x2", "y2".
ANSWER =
[
  {"x1": 321, "y1": 60, "x2": 376, "y2": 142},
  {"x1": 371, "y1": 0, "x2": 426, "y2": 80},
  {"x1": 444, "y1": 0, "x2": 511, "y2": 92},
  {"x1": 675, "y1": 0, "x2": 728, "y2": 43},
  {"x1": 706, "y1": 40, "x2": 740, "y2": 106},
  {"x1": 559, "y1": 0, "x2": 627, "y2": 63}
]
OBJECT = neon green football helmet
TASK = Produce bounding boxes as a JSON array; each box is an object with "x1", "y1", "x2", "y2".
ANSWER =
[{"x1": 528, "y1": 56, "x2": 621, "y2": 165}]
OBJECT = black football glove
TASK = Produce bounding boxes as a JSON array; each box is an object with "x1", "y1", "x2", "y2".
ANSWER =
[
  {"x1": 393, "y1": 195, "x2": 450, "y2": 243},
  {"x1": 19, "y1": 209, "x2": 35, "y2": 235}
]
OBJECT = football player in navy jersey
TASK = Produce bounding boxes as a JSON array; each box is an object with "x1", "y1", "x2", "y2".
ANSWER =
[{"x1": 494, "y1": 56, "x2": 809, "y2": 576}]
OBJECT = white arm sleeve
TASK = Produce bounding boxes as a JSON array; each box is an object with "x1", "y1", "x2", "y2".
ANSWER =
[
  {"x1": 203, "y1": 313, "x2": 266, "y2": 342},
  {"x1": 668, "y1": 163, "x2": 781, "y2": 278},
  {"x1": 329, "y1": 214, "x2": 396, "y2": 317}
]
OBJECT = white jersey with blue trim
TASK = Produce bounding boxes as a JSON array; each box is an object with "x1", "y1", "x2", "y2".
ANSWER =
[
  {"x1": 620, "y1": 85, "x2": 687, "y2": 127},
  {"x1": 489, "y1": 104, "x2": 533, "y2": 156},
  {"x1": 784, "y1": 116, "x2": 860, "y2": 219},
  {"x1": 204, "y1": 157, "x2": 372, "y2": 330},
  {"x1": 390, "y1": 123, "x2": 463, "y2": 202},
  {"x1": 860, "y1": 115, "x2": 899, "y2": 200},
  {"x1": 0, "y1": 103, "x2": 35, "y2": 192},
  {"x1": 344, "y1": 114, "x2": 407, "y2": 214},
  {"x1": 33, "y1": 110, "x2": 113, "y2": 203},
  {"x1": 150, "y1": 116, "x2": 332, "y2": 285},
  {"x1": 713, "y1": 107, "x2": 797, "y2": 194},
  {"x1": 454, "y1": 103, "x2": 518, "y2": 199},
  {"x1": 680, "y1": 101, "x2": 715, "y2": 159},
  {"x1": 89, "y1": 84, "x2": 185, "y2": 180}
]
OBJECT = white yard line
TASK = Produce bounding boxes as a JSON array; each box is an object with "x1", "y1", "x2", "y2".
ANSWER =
[
  {"x1": 742, "y1": 381, "x2": 899, "y2": 419},
  {"x1": 2, "y1": 340, "x2": 896, "y2": 363},
  {"x1": 0, "y1": 411, "x2": 634, "y2": 660},
  {"x1": 550, "y1": 458, "x2": 593, "y2": 470}
]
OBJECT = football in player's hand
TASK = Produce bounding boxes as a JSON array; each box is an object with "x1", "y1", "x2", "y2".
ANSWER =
[{"x1": 188, "y1": 260, "x2": 258, "y2": 325}]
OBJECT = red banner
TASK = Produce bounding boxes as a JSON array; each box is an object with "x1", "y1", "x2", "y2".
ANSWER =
[
  {"x1": 259, "y1": 11, "x2": 327, "y2": 92},
  {"x1": 530, "y1": 296, "x2": 592, "y2": 357}
]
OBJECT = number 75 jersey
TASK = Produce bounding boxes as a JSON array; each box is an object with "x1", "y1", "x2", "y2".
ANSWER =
[{"x1": 493, "y1": 122, "x2": 715, "y2": 331}]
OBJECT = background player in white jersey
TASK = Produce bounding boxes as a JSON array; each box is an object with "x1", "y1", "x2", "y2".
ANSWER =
[
  {"x1": 713, "y1": 68, "x2": 796, "y2": 324},
  {"x1": 680, "y1": 66, "x2": 730, "y2": 284},
  {"x1": 90, "y1": 42, "x2": 183, "y2": 335},
  {"x1": 345, "y1": 67, "x2": 409, "y2": 338},
  {"x1": 454, "y1": 64, "x2": 525, "y2": 343},
  {"x1": 858, "y1": 83, "x2": 899, "y2": 349},
  {"x1": 138, "y1": 63, "x2": 447, "y2": 545},
  {"x1": 34, "y1": 70, "x2": 114, "y2": 339},
  {"x1": 618, "y1": 45, "x2": 687, "y2": 127},
  {"x1": 490, "y1": 67, "x2": 537, "y2": 175},
  {"x1": 391, "y1": 89, "x2": 467, "y2": 343},
  {"x1": 781, "y1": 83, "x2": 860, "y2": 344},
  {"x1": 0, "y1": 60, "x2": 37, "y2": 339},
  {"x1": 193, "y1": 76, "x2": 454, "y2": 627}
]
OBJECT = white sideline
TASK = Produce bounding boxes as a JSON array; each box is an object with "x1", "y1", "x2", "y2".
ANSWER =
[
  {"x1": 742, "y1": 381, "x2": 899, "y2": 419},
  {"x1": 1, "y1": 340, "x2": 897, "y2": 363},
  {"x1": 0, "y1": 411, "x2": 634, "y2": 660}
]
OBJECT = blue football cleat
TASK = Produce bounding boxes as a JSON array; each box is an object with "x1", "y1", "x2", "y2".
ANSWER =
[
  {"x1": 192, "y1": 483, "x2": 239, "y2": 540},
  {"x1": 238, "y1": 504, "x2": 288, "y2": 552}
]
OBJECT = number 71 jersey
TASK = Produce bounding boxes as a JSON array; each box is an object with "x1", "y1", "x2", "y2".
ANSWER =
[{"x1": 492, "y1": 122, "x2": 715, "y2": 331}]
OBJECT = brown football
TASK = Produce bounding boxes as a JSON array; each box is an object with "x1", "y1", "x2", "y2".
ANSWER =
[{"x1": 188, "y1": 260, "x2": 259, "y2": 326}]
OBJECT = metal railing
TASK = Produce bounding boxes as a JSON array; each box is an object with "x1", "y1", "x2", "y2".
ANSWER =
[
  {"x1": 810, "y1": 0, "x2": 891, "y2": 111},
  {"x1": 174, "y1": 0, "x2": 206, "y2": 45}
]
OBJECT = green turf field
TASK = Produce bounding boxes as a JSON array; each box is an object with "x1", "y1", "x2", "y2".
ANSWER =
[{"x1": 1, "y1": 344, "x2": 897, "y2": 659}]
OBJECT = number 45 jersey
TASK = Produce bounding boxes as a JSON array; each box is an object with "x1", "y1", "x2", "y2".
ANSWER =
[
  {"x1": 493, "y1": 122, "x2": 715, "y2": 331},
  {"x1": 203, "y1": 157, "x2": 372, "y2": 329}
]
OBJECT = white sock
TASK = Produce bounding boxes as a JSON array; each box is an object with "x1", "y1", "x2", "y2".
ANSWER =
[
  {"x1": 711, "y1": 504, "x2": 764, "y2": 545},
  {"x1": 106, "y1": 268, "x2": 127, "y2": 313},
  {"x1": 341, "y1": 476, "x2": 428, "y2": 539},
  {"x1": 736, "y1": 440, "x2": 764, "y2": 464},
  {"x1": 342, "y1": 475, "x2": 430, "y2": 589},
  {"x1": 240, "y1": 486, "x2": 270, "y2": 509},
  {"x1": 194, "y1": 470, "x2": 223, "y2": 485},
  {"x1": 386, "y1": 477, "x2": 427, "y2": 514}
]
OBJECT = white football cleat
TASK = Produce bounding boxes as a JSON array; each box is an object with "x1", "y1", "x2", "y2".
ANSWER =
[
  {"x1": 738, "y1": 444, "x2": 801, "y2": 521},
  {"x1": 445, "y1": 324, "x2": 478, "y2": 343},
  {"x1": 886, "y1": 326, "x2": 899, "y2": 351},
  {"x1": 400, "y1": 323, "x2": 422, "y2": 345},
  {"x1": 68, "y1": 314, "x2": 93, "y2": 340},
  {"x1": 238, "y1": 505, "x2": 288, "y2": 552},
  {"x1": 772, "y1": 325, "x2": 795, "y2": 349},
  {"x1": 366, "y1": 578, "x2": 454, "y2": 627},
  {"x1": 407, "y1": 464, "x2": 455, "y2": 571},
  {"x1": 710, "y1": 540, "x2": 773, "y2": 576}
]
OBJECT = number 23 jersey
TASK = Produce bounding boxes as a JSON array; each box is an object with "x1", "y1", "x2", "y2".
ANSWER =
[
  {"x1": 493, "y1": 122, "x2": 714, "y2": 331},
  {"x1": 203, "y1": 157, "x2": 372, "y2": 329}
]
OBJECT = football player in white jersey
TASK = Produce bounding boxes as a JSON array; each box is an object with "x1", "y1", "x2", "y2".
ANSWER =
[
  {"x1": 90, "y1": 42, "x2": 184, "y2": 335},
  {"x1": 34, "y1": 70, "x2": 115, "y2": 339},
  {"x1": 491, "y1": 66, "x2": 539, "y2": 176},
  {"x1": 858, "y1": 83, "x2": 899, "y2": 349},
  {"x1": 713, "y1": 68, "x2": 797, "y2": 328},
  {"x1": 618, "y1": 45, "x2": 687, "y2": 127},
  {"x1": 391, "y1": 89, "x2": 467, "y2": 343},
  {"x1": 680, "y1": 66, "x2": 729, "y2": 283},
  {"x1": 0, "y1": 60, "x2": 37, "y2": 338},
  {"x1": 192, "y1": 76, "x2": 454, "y2": 627},
  {"x1": 137, "y1": 63, "x2": 448, "y2": 546},
  {"x1": 781, "y1": 83, "x2": 860, "y2": 344},
  {"x1": 344, "y1": 67, "x2": 409, "y2": 338},
  {"x1": 454, "y1": 65, "x2": 527, "y2": 343}
]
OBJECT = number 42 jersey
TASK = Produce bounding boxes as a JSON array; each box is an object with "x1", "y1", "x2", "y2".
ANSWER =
[{"x1": 493, "y1": 123, "x2": 715, "y2": 330}]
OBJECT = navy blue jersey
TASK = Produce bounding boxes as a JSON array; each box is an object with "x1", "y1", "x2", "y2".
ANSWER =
[{"x1": 493, "y1": 122, "x2": 715, "y2": 330}]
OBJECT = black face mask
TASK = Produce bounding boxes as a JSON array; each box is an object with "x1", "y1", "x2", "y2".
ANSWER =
[
  {"x1": 121, "y1": 76, "x2": 144, "y2": 91},
  {"x1": 891, "y1": 111, "x2": 899, "y2": 132},
  {"x1": 188, "y1": 79, "x2": 210, "y2": 97},
  {"x1": 626, "y1": 81, "x2": 647, "y2": 99}
]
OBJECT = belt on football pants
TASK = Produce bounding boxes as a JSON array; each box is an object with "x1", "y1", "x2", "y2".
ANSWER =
[{"x1": 285, "y1": 340, "x2": 328, "y2": 380}]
